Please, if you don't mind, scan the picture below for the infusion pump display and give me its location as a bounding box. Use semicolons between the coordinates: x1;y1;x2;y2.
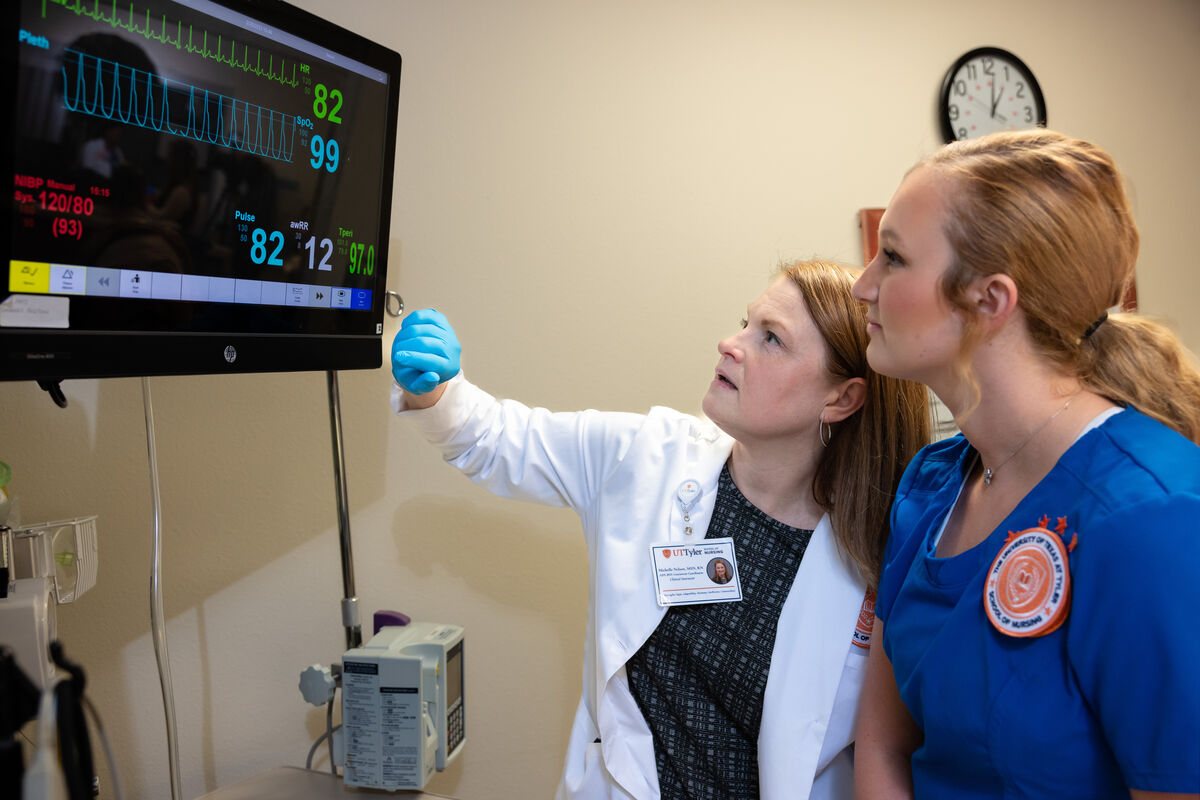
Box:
7;0;394;335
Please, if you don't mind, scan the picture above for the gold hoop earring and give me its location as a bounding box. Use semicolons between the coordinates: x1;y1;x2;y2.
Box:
819;419;832;448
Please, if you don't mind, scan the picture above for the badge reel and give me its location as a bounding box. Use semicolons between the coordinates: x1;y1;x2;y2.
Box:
648;480;743;607
677;479;701;536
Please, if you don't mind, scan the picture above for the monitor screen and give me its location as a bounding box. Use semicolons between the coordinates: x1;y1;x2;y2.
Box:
3;0;401;382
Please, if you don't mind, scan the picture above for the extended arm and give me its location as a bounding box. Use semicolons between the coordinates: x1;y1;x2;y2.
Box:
389;308;648;513
854;618;921;800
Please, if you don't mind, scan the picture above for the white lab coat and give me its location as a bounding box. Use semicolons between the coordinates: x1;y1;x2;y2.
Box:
393;375;869;800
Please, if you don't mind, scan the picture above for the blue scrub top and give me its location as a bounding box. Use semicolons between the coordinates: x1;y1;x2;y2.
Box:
878;407;1200;799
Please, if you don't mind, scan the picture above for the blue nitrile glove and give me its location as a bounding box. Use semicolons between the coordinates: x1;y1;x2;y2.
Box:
391;308;462;394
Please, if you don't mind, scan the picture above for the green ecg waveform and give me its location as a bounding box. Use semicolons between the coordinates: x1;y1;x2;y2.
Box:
42;0;301;88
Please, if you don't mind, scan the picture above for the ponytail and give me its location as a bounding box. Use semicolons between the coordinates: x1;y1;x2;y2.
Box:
1083;314;1200;443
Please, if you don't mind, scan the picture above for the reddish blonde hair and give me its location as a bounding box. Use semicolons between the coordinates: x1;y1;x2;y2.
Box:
923;130;1200;441
783;259;931;588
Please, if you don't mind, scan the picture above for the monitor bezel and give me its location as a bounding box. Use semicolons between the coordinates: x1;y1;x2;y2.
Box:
2;0;402;383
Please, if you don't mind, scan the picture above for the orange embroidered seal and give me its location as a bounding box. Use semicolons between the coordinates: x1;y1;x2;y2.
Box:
983;520;1072;638
852;589;876;649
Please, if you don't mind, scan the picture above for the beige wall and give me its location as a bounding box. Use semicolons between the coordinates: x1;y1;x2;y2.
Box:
3;0;1198;797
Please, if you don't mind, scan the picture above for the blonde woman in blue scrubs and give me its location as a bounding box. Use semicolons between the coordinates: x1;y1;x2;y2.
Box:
852;130;1200;799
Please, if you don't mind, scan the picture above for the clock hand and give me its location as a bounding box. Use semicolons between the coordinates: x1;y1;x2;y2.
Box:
970;98;995;116
962;96;1009;126
991;83;1004;118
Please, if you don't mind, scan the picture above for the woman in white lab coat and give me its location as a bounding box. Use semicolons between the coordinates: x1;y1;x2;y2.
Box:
391;260;930;799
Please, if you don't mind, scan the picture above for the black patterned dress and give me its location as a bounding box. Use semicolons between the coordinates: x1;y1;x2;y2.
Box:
626;464;812;799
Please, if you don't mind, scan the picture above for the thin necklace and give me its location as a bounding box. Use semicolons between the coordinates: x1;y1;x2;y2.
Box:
982;394;1078;487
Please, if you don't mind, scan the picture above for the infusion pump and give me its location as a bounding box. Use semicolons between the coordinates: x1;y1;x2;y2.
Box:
341;621;465;791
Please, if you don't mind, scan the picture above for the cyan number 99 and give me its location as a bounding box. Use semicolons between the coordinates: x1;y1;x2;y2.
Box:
310;135;340;172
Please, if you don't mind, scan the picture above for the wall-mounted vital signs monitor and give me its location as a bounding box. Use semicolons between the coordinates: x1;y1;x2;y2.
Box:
3;0;401;382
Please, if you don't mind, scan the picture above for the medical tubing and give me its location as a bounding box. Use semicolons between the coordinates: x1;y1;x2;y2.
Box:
326;696;336;775
83;695;123;800
142;377;183;800
306;723;343;769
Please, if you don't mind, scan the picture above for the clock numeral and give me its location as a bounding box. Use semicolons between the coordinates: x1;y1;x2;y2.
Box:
981;56;994;75
958;127;968;139
1016;81;1026;99
948;104;960;122
954;79;967;96
965;63;977;80
1025;106;1034;123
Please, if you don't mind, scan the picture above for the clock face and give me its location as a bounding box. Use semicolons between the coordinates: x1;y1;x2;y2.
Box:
940;47;1046;143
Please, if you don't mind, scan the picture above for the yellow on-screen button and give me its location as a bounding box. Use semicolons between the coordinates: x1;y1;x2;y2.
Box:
9;260;51;293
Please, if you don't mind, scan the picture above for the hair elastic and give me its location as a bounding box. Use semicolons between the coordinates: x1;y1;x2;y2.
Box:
1083;312;1108;340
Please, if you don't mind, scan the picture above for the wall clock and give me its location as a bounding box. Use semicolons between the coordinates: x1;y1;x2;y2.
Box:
939;47;1046;143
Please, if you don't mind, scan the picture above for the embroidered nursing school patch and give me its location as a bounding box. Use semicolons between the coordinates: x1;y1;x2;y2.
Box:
851;589;876;650
983;517;1073;638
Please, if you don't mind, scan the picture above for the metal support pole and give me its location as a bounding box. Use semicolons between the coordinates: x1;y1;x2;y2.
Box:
326;371;362;650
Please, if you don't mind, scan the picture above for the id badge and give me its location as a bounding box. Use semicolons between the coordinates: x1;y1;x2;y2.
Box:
650;537;742;607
